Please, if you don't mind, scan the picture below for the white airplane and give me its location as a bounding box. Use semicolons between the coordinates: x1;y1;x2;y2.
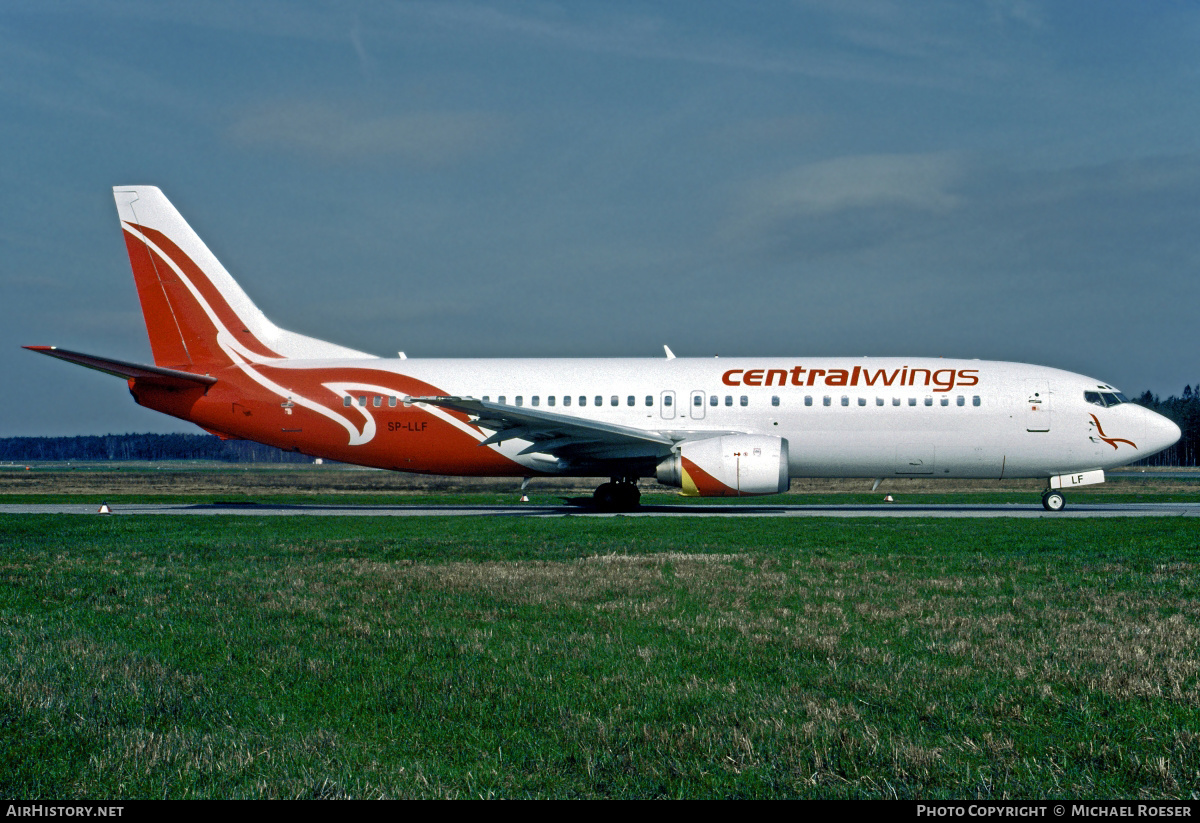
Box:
26;186;1181;511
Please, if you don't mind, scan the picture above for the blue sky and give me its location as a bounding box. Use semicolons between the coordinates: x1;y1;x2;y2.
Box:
3;1;1198;435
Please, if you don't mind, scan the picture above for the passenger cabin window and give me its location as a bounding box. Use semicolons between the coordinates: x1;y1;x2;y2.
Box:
725;396;733;407
908;398;916;407
823;396;831;407
547;396;555;406
563;396;571;406
805;396;813;407
595;396;602;407
972;396;981;407
627;396;635;407
857;397;866;407
343;396;352;407
940;397;948;407
740;396;748;407
924;397;933;406
516;396;524;406
578;396;586;406
710;395;718;406
358;396;367;407
646;396;653;406
694;395;703;407
956;396;964;407
373;396;381;407
841;396;849;407
611;396;618;406
389;396;397;407
876;397;884;406
771;396;780;407
498;396;506;404
893;398;901;406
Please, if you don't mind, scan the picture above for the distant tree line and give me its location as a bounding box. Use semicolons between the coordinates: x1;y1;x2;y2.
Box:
2;386;1197;466
0;433;314;463
1132;386;1200;467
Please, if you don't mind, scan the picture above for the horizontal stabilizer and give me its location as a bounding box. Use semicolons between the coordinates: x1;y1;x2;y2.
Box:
23;346;217;390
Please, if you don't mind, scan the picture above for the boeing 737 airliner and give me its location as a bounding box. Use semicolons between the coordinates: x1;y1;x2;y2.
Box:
25;187;1181;511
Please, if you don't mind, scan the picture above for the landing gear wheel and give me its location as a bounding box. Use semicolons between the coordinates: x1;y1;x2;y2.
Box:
593;480;641;511
617;483;641;510
594;483;619;510
1041;490;1066;512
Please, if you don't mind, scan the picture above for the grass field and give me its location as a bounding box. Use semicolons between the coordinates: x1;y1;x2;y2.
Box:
1;512;1198;798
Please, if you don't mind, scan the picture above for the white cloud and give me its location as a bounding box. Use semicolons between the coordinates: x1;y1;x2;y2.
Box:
744;152;964;218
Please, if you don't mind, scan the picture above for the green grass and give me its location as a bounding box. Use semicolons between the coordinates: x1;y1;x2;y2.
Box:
1;516;1197;798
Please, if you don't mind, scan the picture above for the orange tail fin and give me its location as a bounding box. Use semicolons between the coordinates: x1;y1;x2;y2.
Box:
113;187;373;371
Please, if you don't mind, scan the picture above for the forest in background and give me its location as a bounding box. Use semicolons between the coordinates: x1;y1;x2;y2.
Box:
1134;387;1199;466
0;433;311;464
2;386;1197;466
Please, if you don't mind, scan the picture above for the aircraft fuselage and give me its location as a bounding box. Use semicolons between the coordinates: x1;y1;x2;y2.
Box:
128;354;1174;482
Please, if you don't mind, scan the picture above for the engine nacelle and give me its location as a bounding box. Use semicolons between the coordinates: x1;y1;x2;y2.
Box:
656;435;790;497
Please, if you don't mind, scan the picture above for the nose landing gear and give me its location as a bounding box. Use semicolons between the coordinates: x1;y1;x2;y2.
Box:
1041;489;1066;512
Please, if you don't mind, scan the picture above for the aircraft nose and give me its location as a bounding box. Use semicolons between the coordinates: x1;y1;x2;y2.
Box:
1143;408;1181;455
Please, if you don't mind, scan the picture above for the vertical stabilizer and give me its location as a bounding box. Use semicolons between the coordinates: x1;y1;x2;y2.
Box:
113;186;375;370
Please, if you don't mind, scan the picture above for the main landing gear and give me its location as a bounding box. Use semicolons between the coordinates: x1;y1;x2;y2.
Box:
1041;489;1066;512
593;477;641;511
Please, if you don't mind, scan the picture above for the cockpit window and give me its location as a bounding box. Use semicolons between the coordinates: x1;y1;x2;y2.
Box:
1086;391;1129;407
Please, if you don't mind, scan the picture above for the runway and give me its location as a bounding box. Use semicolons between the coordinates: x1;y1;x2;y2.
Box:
2;502;1197;518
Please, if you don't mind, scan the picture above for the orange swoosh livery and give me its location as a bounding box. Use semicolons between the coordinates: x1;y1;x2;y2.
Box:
23;186;1181;511
1089;414;1137;451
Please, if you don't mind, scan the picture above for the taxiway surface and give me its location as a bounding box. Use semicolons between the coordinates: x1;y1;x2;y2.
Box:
1;502;1196;518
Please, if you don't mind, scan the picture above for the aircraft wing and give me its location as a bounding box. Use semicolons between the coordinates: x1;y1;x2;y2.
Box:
412;395;732;461
23;346;217;391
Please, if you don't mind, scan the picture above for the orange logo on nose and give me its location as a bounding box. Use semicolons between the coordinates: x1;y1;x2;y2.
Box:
1089;414;1137;450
